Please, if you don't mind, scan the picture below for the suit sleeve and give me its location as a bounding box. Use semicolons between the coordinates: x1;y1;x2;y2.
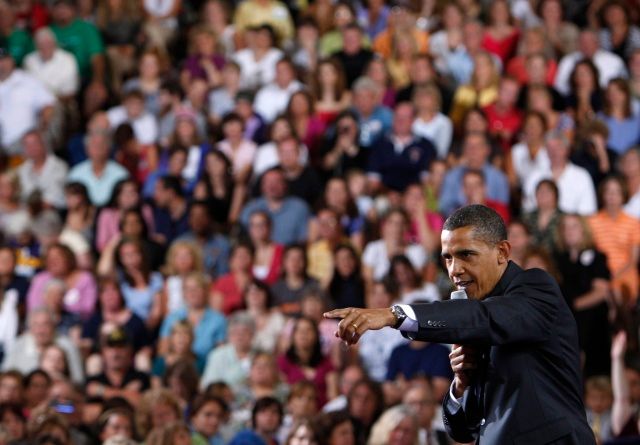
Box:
442;387;481;443
408;269;561;346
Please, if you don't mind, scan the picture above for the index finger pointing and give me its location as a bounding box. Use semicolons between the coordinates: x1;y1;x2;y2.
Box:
324;308;352;319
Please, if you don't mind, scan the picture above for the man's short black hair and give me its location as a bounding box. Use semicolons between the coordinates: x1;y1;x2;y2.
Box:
443;204;507;245
159;175;183;196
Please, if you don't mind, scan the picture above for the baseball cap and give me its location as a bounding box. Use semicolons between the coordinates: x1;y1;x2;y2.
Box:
101;327;131;348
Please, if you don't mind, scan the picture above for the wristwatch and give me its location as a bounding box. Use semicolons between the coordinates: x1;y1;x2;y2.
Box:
390;304;407;329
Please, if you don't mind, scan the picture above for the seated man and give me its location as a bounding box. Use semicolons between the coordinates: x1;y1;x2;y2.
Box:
240;167;311;245
367;102;437;194
85;327;150;407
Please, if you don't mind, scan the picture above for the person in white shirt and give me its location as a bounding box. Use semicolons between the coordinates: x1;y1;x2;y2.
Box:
253;57;302;123
233;25;284;90
106;90;158;145
621;147;640;219
522;130;597;215
509;111;550;188
554;29;627;96
411;84;453;159
0;48;55;155
24;27;79;98
17;130;68;208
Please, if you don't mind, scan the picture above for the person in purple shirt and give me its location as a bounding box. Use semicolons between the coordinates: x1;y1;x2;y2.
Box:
181;25;226;91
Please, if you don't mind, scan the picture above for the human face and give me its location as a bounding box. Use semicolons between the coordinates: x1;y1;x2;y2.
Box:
173;247;195;274
189;206;211;235
230;247;252;272
121;213;143;237
403;387;435;427
383;212;407;242
250;355;275;385
140;53;160;79
255;405;281;435
560;215;584;250
0;249;14;276
507;223;529;253
183;277;207;309
151;402;178;429
100;413;133;441
278;139;301;170
335;248;356;277
523;115;545;143
284;248;305;276
261;170;286;200
25;374;50;408
462;135;490;169
349;384;376;423
1;411;24;439
0;377;22;404
546;137;569;166
293;319;317;351
30;312;55;347
40;346;66;377
288;389;317;418
118;242;142;270
174;428;192;445
249;213;270;243
114;182;139;210
441;226;510;300
462;173;485;204
192;401;225;438
353;88;377;116
170;328;192;354
319;62;338;87
535;183;557;210
602;179;625;210
392;103;415;137
276;62;295;88
388;418;417;445
329;420;355;445
23;133;46;160
102;344;132;372
245;283;267;310
289;424;317;445
229;323;253;351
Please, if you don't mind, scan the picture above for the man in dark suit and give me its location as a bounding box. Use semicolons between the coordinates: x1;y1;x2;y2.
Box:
325;205;595;444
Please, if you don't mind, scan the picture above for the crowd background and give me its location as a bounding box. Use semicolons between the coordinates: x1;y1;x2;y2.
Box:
0;0;637;444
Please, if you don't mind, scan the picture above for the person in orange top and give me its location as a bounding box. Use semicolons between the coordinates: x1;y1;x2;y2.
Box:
588;175;640;304
371;1;428;59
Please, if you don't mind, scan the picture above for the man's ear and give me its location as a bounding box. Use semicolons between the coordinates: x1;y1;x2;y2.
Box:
496;240;511;264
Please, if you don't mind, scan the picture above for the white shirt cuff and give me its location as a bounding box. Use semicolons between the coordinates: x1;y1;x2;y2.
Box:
396;304;418;332
446;382;465;412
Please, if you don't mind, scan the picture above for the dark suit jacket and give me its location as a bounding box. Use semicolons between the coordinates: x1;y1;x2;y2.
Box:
408;262;595;445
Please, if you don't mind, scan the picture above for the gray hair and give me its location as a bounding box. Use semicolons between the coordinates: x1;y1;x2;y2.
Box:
27;306;59;328
229;312;256;332
367;405;418;445
34;27;58;46
545;129;570;148
352;76;382;95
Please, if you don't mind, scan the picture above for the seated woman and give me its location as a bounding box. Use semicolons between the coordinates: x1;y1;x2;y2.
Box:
368;405;419;445
553;214;611;378
237;279;285;353
248;211;283;285
271;244;320;316
81;276;152;373
189;393;229;445
152;321;203;387
159;272;227;364
27;243;97;321
277;316;337;407
210;243;254;316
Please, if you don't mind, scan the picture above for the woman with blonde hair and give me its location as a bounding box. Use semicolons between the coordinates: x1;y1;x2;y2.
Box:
449;51;499;127
553;213;611;377
145;420;191;445
161;240;204;314
136;388;182;439
367;405;419;445
386;30;417;90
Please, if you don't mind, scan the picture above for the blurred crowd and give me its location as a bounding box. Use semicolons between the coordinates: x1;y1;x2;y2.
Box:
0;0;637;444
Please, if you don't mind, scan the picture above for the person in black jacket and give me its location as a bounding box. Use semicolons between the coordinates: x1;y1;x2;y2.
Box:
326;204;595;444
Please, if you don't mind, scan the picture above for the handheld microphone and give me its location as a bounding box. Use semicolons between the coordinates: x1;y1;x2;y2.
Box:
451;289;468;300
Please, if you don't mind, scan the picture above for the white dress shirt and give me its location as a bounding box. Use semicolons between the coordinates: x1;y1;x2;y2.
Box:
24;48;79;97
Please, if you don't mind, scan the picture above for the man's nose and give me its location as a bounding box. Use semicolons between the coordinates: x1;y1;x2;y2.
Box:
449;258;464;276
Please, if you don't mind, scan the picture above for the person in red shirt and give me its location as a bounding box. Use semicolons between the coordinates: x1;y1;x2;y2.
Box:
461;169;511;224
482;76;523;153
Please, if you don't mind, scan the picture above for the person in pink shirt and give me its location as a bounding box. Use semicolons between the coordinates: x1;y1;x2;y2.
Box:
27;243;97;320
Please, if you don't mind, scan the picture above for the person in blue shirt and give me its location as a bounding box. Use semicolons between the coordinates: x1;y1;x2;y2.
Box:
439;132;509;216
367;102;437;193
351;76;393;148
159;272;227;363
178;201;231;280
240;167;311;245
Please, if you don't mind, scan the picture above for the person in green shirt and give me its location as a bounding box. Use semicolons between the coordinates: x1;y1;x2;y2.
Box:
49;0;107;116
0;1;34;66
